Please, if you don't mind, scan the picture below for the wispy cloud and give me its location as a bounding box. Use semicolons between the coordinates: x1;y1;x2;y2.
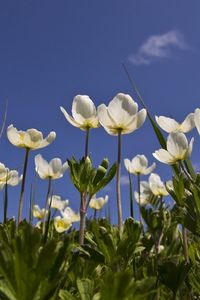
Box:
129;30;189;65
121;175;129;186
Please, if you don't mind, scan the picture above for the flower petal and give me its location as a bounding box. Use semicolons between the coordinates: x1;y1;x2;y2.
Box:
35;154;49;179
167;132;188;160
98;104;118;135
123;109;147;134
143;162;156;175
194;108;200;135
155;116;179;133
181;113;195;132
7;125;22;147
60;106;82;128
108;93;138;126
152;149;175;165
72;95;97;122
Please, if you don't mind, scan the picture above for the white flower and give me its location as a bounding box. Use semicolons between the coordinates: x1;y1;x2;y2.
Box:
61;207;80;223
54;216;72;233
148;173;169;197
7;125;56;150
32;205;46;219
152;132;194;165
134;181;152;205
60;95;99;130
35;154;68;180
194;108;200;135
89;194;109;210
124;155;156;175
155;113;195;133
49;195;69;211
0;162;22;190
97;93;147;135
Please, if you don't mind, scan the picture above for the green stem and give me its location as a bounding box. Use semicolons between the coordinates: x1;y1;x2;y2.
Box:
85;128;90;158
182;226;189;263
79;192;87;245
18;148;30;224
128;172;134;218
116;131;123;232
93;209;97;220
42;177;52;236
137;174;143;228
43;191;53;244
3;182;8;223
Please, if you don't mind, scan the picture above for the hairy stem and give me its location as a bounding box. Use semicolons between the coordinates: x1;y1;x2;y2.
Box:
117;131;123;232
137;174;143;228
79;192;87;245
42;177;52;236
85;128;90;158
4;182;8;223
18;148;30;224
128;172;134;218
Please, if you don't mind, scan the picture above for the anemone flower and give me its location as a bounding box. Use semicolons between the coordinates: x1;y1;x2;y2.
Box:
54;216;72;233
148;173;169;197
155;113;195;133
35;154;68;235
134;181;152;206
61;207;80;222
0;163;22;189
32;204;46;220
49;195;69;211
89;194;108;219
152;132;194;165
7;125;56;224
60;95;99;157
0;162;22;222
124;155;156;175
35;154;68;180
194;108;200;135
98;93;147;231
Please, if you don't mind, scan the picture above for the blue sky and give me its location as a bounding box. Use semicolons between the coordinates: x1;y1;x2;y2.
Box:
1;0;200;223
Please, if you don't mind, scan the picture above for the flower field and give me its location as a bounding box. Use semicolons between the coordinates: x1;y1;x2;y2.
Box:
1;92;200;299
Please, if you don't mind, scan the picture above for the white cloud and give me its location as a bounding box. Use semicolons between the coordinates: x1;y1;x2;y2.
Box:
129;30;189;65
120;175;129;186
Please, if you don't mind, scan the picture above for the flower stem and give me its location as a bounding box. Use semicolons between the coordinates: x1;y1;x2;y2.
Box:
117;131;123;232
85;128;90;158
137;174;143;228
18;148;30;224
42;177;52;236
182;226;189;263
128;172;134;218
3;182;8;223
79;192;87;245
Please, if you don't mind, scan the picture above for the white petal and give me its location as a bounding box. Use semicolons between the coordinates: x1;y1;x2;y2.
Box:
181;113;195;133
143;162;156;175
97;104;118;135
7;170;21;186
124;158;131;172
152;149;175;165
7;125;22;147
155;116;179;133
194;108;200;135
72;95;97;123
35;154;49;179
186;137;194;157
49;158;63;179
167;132;188;160
108;93;138;126
60;106;82;128
131;154;148;173
123;109;147;134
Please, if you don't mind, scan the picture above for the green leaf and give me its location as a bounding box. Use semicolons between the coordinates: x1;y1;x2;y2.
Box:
77;278;94;300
